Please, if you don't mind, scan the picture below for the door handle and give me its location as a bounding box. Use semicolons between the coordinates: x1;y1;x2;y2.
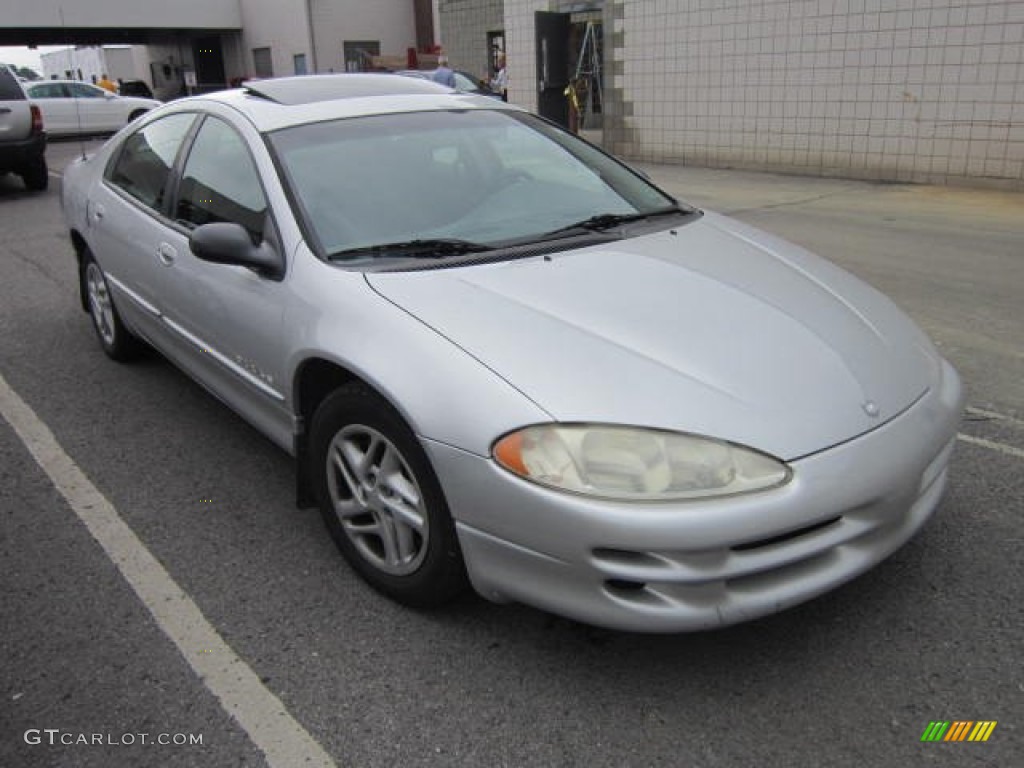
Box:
156;243;177;266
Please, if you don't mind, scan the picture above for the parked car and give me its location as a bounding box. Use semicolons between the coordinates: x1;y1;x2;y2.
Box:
25;80;160;137
117;79;155;99
61;74;964;632
0;64;48;190
396;68;500;97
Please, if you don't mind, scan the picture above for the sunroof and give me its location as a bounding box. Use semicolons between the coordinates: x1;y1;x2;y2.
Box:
243;73;452;106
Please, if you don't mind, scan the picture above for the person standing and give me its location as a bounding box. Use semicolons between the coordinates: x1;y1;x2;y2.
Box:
432;56;456;88
97;73;118;93
489;52;508;101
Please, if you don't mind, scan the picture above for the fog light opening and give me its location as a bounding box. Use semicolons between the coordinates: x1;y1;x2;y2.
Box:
605;578;647;592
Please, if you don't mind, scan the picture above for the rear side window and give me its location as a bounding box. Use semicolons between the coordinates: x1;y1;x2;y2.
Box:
175;117;267;241
0;66;26;100
106;113;195;210
27;83;67;99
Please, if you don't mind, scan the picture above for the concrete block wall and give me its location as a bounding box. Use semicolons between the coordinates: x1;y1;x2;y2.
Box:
617;0;1024;187
438;0;504;78
502;0;1024;189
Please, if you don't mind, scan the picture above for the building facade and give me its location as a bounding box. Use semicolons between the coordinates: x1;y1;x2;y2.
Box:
443;0;1024;189
239;0;425;79
8;0;437;99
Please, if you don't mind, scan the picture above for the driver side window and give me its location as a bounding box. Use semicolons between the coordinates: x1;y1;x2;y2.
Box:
68;83;106;99
175;117;268;242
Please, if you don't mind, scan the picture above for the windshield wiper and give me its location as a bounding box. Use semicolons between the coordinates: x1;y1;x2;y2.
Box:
541;206;689;238
330;238;492;261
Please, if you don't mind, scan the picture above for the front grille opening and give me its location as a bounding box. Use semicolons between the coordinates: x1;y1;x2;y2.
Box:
605;578;647;592
732;516;842;552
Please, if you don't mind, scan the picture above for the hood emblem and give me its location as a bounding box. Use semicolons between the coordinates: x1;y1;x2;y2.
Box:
862;400;880;418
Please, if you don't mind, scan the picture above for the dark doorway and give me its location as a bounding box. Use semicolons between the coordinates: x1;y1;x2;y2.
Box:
535;11;571;128
568;17;603;131
413;0;436;51
343;41;380;72
193;35;226;91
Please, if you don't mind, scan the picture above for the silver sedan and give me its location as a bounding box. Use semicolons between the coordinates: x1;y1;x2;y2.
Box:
61;74;964;632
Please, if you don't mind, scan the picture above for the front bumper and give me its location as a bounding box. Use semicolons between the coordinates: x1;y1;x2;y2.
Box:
426;358;964;632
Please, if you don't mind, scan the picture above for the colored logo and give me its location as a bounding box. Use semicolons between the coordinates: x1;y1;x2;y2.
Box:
921;721;997;742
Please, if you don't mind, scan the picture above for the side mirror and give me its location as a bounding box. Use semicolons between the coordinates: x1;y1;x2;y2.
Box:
104;91;116;100
189;222;284;280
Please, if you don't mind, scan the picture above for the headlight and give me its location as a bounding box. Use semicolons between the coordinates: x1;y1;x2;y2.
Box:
493;424;791;501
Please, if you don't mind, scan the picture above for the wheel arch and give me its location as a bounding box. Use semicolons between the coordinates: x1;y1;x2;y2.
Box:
293;356;405;508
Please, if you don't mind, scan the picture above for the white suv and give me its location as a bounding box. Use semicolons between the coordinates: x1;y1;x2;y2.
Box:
0;65;47;190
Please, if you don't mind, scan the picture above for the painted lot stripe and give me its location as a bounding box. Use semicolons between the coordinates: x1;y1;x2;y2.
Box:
0;372;337;768
965;406;1024;429
957;433;1024;461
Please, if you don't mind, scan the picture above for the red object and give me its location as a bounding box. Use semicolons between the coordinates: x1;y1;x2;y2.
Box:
407;48;419;69
30;104;44;134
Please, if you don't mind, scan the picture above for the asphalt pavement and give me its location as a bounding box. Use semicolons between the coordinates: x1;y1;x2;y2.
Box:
0;138;1021;768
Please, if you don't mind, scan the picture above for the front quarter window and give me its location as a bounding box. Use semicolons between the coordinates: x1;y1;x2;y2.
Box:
106;113;195;210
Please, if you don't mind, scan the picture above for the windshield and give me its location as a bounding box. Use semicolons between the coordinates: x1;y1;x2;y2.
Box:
269;109;681;261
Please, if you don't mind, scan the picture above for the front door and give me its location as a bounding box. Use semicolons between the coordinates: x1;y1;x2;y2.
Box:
535;11;571;128
159;114;292;446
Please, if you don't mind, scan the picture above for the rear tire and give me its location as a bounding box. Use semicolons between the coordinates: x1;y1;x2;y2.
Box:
21;158;48;191
310;383;467;608
81;250;143;361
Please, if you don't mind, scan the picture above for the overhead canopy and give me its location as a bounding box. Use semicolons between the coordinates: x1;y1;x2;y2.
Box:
0;0;241;45
0;27;239;46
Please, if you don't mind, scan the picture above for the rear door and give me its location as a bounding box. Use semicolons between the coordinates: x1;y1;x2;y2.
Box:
26;82;75;135
89;112;197;343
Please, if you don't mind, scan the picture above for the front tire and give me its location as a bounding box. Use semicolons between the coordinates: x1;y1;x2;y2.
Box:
82;251;142;361
310;383;467;608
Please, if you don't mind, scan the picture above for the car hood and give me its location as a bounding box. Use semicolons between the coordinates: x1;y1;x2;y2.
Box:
366;212;939;460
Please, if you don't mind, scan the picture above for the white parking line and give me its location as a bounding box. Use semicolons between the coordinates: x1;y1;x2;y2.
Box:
957;433;1024;461
966;405;1024;429
0;372;337;768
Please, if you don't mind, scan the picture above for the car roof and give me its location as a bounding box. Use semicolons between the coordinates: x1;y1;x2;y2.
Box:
173;73;519;133
30;79;99;86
